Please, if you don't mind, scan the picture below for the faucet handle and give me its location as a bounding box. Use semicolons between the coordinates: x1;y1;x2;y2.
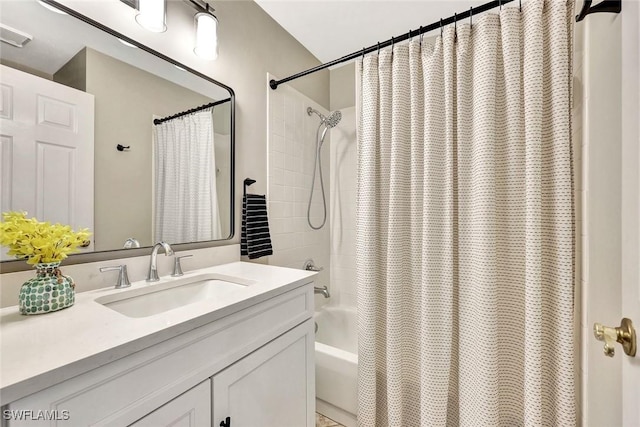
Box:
303;259;323;272
172;255;193;277
100;265;131;289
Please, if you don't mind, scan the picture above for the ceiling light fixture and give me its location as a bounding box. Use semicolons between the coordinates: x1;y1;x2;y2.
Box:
194;5;218;61
117;38;138;48
135;0;167;33
37;0;68;15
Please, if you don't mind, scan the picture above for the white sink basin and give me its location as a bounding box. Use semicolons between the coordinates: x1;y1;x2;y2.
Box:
96;273;255;318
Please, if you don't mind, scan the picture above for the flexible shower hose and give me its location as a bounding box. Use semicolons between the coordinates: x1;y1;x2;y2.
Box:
307;124;328;230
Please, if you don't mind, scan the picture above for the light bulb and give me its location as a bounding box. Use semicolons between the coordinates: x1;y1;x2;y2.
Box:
194;12;218;61
135;0;166;33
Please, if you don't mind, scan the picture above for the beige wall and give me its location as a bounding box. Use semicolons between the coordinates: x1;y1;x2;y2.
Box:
330;63;355;111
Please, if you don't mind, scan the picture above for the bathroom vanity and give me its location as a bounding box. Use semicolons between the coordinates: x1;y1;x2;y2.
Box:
0;262;316;426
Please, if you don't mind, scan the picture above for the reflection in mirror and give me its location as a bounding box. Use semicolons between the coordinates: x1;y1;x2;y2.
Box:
0;0;234;264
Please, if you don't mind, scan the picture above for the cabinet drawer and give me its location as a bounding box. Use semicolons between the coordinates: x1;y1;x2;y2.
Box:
6;285;313;426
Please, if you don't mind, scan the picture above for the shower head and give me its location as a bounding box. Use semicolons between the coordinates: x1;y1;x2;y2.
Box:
324;110;342;128
307;107;342;128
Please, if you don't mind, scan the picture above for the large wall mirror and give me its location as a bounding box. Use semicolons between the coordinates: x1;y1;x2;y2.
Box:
0;0;235;269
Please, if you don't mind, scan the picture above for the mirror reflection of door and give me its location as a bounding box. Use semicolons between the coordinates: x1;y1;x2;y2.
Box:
0;64;94;259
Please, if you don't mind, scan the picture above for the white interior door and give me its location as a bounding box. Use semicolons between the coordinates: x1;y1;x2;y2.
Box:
0;64;94;254
621;1;640;424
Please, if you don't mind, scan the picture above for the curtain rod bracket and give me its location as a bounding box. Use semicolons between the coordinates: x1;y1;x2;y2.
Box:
576;0;621;22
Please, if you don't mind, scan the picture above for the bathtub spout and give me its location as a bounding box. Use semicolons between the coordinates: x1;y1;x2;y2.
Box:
314;285;330;298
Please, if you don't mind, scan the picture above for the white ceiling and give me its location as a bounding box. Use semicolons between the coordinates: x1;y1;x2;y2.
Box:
254;0;492;64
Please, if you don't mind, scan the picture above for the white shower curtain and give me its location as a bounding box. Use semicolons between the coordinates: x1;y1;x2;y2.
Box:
154;109;222;243
356;1;575;426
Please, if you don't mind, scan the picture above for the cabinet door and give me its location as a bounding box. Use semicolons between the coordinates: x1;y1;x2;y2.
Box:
212;319;315;427
130;380;211;427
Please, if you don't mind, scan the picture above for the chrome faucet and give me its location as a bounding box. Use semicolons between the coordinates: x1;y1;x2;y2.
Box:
314;285;330;298
147;241;174;282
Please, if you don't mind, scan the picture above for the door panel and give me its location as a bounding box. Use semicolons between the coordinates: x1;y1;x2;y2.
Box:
621;1;640;425
212;320;315;427
129;380;211;427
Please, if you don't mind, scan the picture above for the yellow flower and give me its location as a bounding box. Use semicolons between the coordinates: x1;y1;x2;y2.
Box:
0;211;92;265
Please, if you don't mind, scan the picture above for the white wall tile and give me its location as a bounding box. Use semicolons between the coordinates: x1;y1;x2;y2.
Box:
267;80;331;307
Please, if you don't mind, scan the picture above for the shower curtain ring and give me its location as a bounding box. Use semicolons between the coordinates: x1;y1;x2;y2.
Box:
377;42;380;55
499;0;502;10
454;13;457;41
391;36;395;50
419;25;424;44
440;19;443;37
519;0;522;11
470;6;473;28
362;47;365;59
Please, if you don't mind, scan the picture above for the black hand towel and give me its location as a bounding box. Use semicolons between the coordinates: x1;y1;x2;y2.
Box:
241;194;273;259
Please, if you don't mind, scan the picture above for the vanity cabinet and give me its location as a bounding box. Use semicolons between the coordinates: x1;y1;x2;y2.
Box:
3;284;315;427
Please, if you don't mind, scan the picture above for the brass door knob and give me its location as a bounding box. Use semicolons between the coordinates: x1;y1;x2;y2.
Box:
593;318;636;357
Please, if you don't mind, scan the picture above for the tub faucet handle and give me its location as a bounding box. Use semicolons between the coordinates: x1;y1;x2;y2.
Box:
303;259;323;272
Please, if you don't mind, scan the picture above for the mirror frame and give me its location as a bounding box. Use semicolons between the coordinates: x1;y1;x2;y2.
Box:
0;0;235;273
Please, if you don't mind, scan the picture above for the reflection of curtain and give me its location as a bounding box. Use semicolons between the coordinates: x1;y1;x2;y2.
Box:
356;0;575;426
154;109;221;244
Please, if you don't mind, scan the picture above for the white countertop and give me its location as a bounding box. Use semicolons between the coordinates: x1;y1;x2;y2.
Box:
0;262;316;405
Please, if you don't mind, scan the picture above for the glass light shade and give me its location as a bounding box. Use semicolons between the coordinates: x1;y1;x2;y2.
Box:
37;1;67;15
135;0;166;33
194;13;218;61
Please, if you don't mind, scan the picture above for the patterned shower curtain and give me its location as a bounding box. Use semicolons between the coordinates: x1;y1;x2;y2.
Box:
154;109;222;243
356;0;575;425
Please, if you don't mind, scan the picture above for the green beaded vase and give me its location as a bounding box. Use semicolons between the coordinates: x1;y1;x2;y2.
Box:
18;262;75;315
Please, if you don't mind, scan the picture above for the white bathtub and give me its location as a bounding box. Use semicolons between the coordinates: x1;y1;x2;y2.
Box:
315;306;358;427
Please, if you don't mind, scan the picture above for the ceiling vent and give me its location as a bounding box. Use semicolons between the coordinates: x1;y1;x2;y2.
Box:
0;24;33;48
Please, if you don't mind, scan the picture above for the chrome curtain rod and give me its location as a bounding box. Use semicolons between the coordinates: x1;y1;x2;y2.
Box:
269;0;621;90
153;97;231;125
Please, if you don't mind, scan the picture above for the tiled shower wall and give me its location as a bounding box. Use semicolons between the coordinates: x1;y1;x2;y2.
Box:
266;76;331;299
329;106;357;307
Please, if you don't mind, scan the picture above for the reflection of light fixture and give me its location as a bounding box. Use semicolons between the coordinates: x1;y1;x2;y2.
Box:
0;24;32;48
135;0;166;33
37;0;68;15
194;7;218;61
118;38;138;48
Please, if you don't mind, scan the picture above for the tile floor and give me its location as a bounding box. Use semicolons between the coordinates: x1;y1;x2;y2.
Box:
315;412;345;427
